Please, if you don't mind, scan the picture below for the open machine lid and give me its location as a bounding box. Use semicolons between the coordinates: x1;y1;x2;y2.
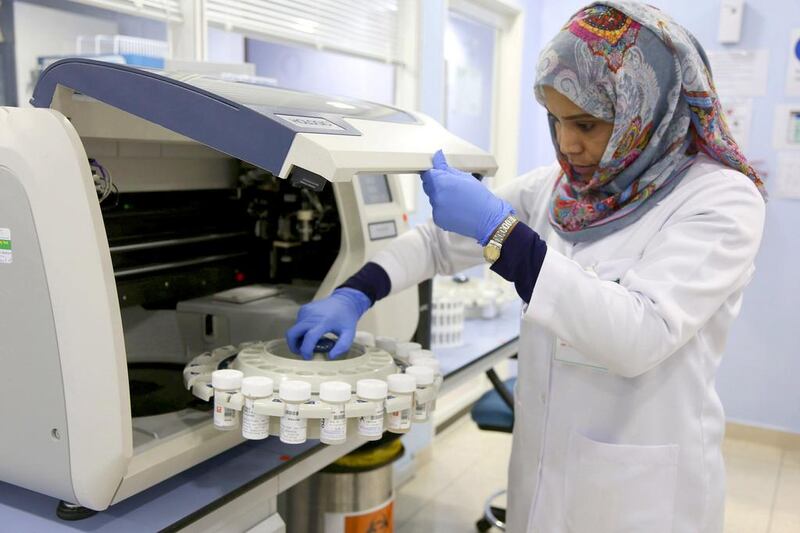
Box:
31;59;497;189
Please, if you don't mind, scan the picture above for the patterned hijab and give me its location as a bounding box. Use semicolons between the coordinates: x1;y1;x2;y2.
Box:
534;1;766;242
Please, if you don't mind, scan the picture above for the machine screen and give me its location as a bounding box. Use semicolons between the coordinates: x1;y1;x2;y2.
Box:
359;174;393;205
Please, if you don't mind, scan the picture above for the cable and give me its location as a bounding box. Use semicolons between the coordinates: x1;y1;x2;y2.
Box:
88;158;117;205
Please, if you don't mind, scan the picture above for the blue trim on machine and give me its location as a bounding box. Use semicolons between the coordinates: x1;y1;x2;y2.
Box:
31;58;296;175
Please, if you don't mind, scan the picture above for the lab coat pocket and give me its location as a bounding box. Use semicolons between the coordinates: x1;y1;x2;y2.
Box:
564;431;678;533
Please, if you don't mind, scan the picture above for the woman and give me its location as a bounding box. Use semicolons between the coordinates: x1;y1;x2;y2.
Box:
287;2;767;531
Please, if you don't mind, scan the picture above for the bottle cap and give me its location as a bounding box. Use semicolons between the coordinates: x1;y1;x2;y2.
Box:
279;380;312;402
405;366;435;386
314;337;336;354
356;379;388;400
408;349;435;366
241;376;273;397
395;342;422;361
375;336;398;355
354;331;376;347
212;369;244;390
320;381;352;403
416;358;441;375
387;373;416;394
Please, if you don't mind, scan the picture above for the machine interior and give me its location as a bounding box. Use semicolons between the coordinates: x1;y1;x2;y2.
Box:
83;132;343;448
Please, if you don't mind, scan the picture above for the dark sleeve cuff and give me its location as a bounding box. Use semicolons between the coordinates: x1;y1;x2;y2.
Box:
489;222;547;304
338;262;392;306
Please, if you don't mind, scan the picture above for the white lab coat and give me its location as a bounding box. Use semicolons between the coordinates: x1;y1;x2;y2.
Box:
372;154;765;533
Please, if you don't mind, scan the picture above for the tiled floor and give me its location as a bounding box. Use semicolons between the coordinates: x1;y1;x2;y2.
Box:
395;416;800;532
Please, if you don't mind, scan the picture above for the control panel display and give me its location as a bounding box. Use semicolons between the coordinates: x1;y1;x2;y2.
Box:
359;174;393;205
368;221;397;241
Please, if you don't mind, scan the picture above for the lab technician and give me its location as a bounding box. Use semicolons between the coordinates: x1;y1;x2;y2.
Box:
287;2;767;531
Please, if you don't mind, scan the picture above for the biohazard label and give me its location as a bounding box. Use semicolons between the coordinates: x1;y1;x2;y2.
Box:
0;229;11;264
324;498;394;533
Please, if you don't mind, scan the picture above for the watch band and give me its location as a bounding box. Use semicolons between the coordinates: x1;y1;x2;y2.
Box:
483;215;519;263
489;214;519;245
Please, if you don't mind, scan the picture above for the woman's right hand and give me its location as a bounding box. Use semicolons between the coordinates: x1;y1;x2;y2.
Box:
285;288;371;360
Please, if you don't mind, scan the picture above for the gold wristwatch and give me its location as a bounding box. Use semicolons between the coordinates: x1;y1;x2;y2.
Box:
483;214;519;263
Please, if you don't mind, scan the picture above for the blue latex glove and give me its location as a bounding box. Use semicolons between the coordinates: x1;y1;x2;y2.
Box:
285;287;371;360
421;150;513;245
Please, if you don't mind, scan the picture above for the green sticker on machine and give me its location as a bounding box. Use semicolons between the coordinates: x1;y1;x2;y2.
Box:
0;228;11;264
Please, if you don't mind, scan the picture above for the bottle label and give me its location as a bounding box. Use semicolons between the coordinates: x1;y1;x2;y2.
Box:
214;392;238;428
281;403;307;444
388;407;411;431
242;397;269;439
320;404;347;441
413;399;429;421
359;402;385;437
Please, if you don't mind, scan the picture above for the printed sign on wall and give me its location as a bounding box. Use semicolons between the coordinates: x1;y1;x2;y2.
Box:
786;29;800;96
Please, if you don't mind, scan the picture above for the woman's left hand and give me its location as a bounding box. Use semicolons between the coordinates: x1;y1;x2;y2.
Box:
421;150;513;244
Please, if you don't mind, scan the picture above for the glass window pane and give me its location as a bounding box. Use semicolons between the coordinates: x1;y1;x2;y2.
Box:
445;12;497;151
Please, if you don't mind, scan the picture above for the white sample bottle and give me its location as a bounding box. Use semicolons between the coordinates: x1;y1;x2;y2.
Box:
415;359;442;410
405;366;435;422
408;349;436;366
319;381;351;445
354;331;376;348
386;373;416;434
280;380;312;444
241;376;274;440
356;379;388;441
415;357;442;377
375;336;398;356
212;369;244;431
395;342;423;363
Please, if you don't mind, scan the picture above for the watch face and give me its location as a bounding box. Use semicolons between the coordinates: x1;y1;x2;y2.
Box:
484;244;501;262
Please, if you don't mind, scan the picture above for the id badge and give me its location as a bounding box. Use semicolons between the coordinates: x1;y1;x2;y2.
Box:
553;338;608;373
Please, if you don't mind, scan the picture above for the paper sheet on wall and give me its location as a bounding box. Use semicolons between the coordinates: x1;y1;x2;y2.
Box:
720;97;753;152
775;152;800;199
786;29;800;96
772;104;800;150
707;50;769;98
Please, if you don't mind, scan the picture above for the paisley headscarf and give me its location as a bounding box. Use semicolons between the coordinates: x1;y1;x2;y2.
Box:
534;1;766;242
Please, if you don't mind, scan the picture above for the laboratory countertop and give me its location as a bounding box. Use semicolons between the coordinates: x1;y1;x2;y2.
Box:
435;300;521;379
0;301;521;531
0;438;317;532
